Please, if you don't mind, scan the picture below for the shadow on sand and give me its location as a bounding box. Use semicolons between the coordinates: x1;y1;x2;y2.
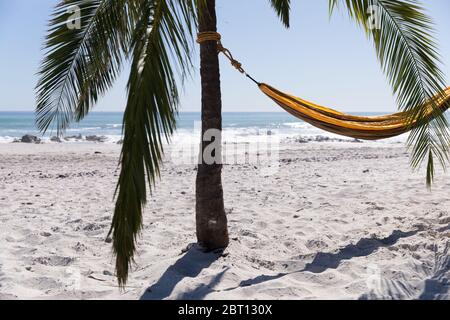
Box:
358;241;450;300
302;229;418;273
140;244;226;300
418;242;450;300
140;228;450;299
221;229;419;291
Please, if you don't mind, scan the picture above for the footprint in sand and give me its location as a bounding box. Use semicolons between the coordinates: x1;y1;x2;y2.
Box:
32;256;75;267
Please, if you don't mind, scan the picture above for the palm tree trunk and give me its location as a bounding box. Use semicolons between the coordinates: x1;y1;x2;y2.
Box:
195;0;229;250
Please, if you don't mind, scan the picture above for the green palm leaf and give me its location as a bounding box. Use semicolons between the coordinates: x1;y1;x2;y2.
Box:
36;0;131;135
269;0;291;27
108;0;197;286
330;0;450;185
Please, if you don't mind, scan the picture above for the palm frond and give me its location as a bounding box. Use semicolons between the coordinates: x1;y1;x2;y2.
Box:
36;0;131;135
330;0;450;186
269;0;291;28
108;0;197;287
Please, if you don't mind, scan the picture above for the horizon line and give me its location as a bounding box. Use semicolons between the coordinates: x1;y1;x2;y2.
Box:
0;110;396;114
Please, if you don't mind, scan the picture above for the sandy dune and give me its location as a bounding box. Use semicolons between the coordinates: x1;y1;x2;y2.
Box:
0;141;449;300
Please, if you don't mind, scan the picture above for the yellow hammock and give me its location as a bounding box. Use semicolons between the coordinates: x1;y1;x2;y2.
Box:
197;32;450;141
259;83;450;140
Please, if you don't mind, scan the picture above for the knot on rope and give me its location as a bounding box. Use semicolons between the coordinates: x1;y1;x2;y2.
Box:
197;31;245;74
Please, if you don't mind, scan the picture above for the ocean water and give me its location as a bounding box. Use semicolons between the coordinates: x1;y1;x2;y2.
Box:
0;111;403;144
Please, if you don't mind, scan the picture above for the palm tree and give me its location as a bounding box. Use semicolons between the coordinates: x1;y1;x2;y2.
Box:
195;0;228;251
36;0;449;286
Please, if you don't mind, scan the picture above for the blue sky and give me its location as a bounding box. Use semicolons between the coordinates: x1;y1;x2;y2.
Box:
0;0;449;113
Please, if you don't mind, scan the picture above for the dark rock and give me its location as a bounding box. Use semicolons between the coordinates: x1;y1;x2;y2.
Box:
296;137;309;144
86;135;107;142
21;135;41;144
64;134;82;141
116;139;123;145
50;136;62;143
315;135;330;142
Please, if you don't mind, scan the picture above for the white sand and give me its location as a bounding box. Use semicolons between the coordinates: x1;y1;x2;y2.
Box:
0;141;449;300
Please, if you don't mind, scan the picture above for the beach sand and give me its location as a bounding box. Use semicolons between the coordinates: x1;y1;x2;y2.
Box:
0;141;449;300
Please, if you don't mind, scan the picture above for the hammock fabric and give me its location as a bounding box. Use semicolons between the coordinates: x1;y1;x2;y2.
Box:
259;84;450;140
197;32;450;141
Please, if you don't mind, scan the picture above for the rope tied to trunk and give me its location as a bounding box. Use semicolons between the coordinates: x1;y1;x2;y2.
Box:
197;31;259;85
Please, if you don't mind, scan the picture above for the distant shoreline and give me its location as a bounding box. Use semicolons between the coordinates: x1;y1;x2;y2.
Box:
0;112;406;145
